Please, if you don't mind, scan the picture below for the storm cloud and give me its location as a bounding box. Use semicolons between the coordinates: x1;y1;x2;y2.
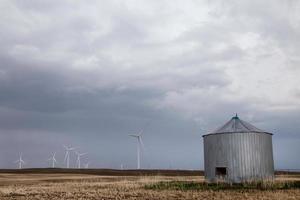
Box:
0;0;299;169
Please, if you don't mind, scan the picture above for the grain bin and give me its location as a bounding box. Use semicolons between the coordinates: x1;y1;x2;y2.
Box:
202;114;274;183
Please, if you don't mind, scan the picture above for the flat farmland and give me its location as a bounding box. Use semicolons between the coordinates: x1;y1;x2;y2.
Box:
0;169;299;200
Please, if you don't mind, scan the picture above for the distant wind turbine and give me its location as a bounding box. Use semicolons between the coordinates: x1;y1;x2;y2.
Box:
47;152;57;168
129;131;144;169
63;145;75;168
75;151;87;169
14;153;25;169
84;162;90;169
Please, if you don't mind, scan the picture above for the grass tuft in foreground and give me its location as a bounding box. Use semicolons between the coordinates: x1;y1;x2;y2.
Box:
145;181;300;191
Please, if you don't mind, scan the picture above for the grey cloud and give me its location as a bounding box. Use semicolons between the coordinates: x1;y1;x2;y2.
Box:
0;0;299;169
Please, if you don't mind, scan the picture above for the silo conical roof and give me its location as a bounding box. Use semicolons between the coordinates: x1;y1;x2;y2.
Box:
203;114;272;136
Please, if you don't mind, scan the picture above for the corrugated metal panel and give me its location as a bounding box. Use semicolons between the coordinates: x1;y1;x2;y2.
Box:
203;132;274;183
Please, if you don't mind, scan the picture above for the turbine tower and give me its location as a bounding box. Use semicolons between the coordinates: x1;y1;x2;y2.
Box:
14;153;25;169
129;131;144;169
75;151;87;169
63;145;75;168
47;152;57;168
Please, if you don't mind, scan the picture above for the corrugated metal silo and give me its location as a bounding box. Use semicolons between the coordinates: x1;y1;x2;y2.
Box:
202;114;274;183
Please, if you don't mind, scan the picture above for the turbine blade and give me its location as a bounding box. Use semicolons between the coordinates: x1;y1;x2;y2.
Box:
69;147;76;151
64;152;68;162
139;137;145;150
129;134;138;138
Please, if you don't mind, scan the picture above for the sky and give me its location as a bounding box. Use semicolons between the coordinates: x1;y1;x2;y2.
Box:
0;0;299;169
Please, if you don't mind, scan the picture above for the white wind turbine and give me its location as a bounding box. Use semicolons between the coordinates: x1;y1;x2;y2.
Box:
84;162;90;169
75;151;87;169
14;153;25;169
47;152;57;168
63;145;75;168
129;131;144;169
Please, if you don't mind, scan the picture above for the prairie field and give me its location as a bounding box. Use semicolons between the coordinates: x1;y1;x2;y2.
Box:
0;170;299;200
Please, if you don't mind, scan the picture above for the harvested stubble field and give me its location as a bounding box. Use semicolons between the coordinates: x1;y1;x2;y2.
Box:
0;169;299;200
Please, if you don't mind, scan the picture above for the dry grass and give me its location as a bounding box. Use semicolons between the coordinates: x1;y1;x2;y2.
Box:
145;180;300;191
0;173;299;199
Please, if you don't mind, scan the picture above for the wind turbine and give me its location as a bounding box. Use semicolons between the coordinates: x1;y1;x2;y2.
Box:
14;153;25;169
47;152;57;168
75;151;87;169
63;145;75;168
129;131;144;169
84;162;90;169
